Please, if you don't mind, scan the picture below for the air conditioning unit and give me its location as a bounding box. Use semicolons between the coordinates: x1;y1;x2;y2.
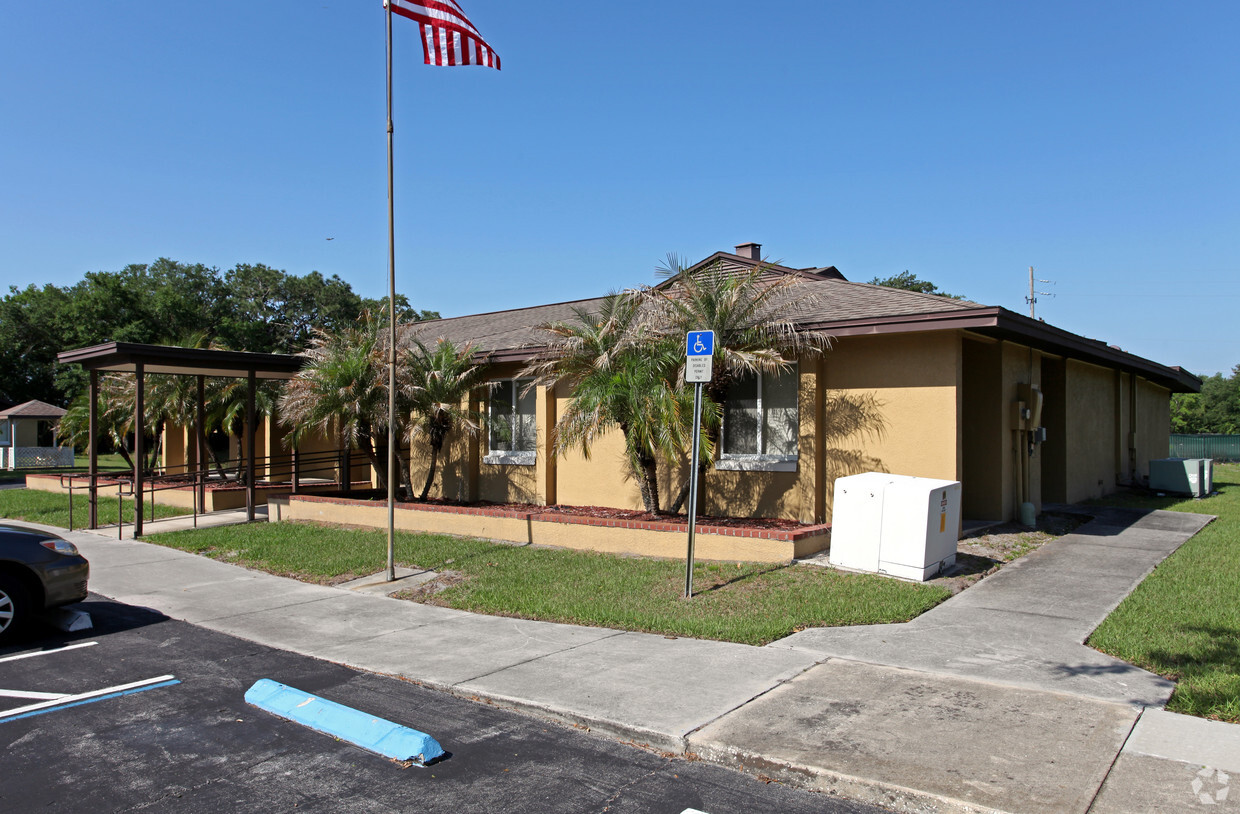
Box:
830;473;962;581
1149;458;1206;497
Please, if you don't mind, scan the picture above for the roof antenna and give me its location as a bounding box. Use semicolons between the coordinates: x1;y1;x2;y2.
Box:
1026;266;1055;319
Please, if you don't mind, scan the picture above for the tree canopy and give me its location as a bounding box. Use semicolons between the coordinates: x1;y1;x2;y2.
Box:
868;270;963;300
1172;365;1240;434
0;259;439;408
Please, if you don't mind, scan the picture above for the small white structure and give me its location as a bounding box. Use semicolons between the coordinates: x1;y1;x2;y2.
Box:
830;472;962;581
0;400;74;470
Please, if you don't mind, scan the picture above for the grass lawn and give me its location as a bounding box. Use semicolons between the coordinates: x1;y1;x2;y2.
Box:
1088;462;1240;722
0;486;189;529
141;521;950;646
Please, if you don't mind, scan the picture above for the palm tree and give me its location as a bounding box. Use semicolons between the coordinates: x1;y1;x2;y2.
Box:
523;292;702;514
60;377;137;471
403;337;489;500
279;315;397;493
60;370;186;474
645;255;833;512
207;375;282;482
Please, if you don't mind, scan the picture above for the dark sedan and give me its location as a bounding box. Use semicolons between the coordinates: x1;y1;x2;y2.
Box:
0;524;90;643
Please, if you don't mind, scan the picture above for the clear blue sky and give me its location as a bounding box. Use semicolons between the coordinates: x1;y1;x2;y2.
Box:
3;2;1236;377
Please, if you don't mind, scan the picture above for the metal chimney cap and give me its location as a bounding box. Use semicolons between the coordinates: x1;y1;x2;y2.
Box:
735;242;762;260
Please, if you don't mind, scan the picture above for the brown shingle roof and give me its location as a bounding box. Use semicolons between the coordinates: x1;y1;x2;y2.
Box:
409;296;610;361
0;399;67;419
410;257;983;360
405;250;1199;393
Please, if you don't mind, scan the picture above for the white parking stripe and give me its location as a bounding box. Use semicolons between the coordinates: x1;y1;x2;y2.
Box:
0;674;175;719
0;641;98;664
0;689;68;700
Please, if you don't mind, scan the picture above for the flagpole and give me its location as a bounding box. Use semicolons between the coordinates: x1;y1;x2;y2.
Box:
385;0;397;582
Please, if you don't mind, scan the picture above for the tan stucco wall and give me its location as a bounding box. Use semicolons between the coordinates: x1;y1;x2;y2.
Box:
420;416;478;502
556;424;646;510
160;417;351;485
961;338;1004;520
260;337;972;524
166;329;1174;527
161;425;190;474
294;420;348;483
960;339;1063;522
1063;359;1118;503
1117;371;1132;482
820;333;961;520
478;459;539;503
1001;342;1045;518
1136;378;1172;482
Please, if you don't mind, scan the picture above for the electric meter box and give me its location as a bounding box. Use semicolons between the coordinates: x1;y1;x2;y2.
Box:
830;473;961;582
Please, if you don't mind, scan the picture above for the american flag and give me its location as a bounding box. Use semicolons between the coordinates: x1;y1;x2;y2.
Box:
386;0;501;70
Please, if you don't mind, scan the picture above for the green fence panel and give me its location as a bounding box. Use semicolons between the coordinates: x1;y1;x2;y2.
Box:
1170;434;1240;461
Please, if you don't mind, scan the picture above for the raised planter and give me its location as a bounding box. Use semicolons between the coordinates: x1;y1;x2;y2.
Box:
279;492;831;564
25;473;359;512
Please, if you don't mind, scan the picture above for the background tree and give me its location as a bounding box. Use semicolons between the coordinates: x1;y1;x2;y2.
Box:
363;293;440;325
1171;365;1240;434
0;283;73;406
0;259;439;409
220;264;371;354
60;379;137;471
868;270;964;300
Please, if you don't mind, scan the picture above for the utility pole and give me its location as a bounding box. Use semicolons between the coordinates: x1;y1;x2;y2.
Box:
1026;266;1055;319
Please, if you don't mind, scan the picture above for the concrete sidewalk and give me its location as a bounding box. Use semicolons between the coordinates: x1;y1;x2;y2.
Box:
773;507;1214;706
30;506;1240;814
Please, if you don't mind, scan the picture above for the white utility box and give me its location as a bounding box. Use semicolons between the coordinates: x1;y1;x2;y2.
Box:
828;472;898;574
830;473;962;581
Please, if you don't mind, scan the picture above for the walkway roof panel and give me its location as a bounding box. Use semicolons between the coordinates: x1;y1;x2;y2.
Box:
57;342;304;380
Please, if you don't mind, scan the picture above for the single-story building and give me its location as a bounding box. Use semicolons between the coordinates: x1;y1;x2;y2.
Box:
395;243;1200;525
134;242;1198;534
0;399;72;470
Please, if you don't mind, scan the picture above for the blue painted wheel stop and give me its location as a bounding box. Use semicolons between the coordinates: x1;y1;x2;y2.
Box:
245;678;445;765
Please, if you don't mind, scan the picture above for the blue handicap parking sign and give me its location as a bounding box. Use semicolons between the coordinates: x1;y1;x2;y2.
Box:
686;330;714;357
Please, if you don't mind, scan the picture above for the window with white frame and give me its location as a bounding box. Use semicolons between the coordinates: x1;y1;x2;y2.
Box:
717;366;798;471
485;378;537;465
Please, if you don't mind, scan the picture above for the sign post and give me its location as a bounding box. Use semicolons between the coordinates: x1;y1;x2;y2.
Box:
684;330;714;599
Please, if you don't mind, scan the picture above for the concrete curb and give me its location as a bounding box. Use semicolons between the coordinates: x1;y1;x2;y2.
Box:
686;738;1011;814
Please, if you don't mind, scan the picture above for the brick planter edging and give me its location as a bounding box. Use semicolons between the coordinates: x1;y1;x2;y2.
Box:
287;492;829;542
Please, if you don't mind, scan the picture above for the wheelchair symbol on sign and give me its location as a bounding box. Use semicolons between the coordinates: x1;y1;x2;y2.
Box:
686;330;714;358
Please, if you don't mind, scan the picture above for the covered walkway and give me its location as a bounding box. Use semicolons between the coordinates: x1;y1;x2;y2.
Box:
55;342;304;534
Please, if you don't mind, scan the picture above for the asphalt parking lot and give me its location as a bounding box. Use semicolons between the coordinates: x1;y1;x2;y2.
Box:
0;596;882;814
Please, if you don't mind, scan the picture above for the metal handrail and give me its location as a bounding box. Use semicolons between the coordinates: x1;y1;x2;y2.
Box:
57;446;375;533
